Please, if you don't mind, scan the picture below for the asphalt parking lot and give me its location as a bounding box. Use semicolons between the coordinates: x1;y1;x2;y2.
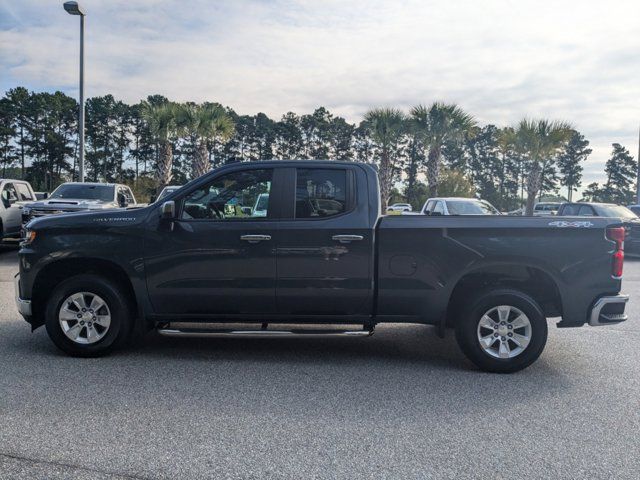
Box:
1;248;639;479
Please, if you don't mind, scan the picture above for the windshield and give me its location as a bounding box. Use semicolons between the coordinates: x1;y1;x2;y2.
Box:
446;200;499;215
595;204;637;219
49;184;114;202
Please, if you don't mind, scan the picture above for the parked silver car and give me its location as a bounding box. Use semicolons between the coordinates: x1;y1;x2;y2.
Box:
22;182;138;223
1;179;37;243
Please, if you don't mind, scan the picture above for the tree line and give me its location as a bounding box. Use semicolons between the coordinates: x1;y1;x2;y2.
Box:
0;86;636;212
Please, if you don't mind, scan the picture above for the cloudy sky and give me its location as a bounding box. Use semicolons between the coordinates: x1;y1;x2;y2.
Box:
1;0;639;187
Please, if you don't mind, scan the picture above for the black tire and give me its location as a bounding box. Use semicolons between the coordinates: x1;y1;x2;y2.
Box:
454;289;548;373
45;274;133;357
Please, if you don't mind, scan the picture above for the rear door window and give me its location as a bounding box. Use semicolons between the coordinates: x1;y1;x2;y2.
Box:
15;183;34;201
560;204;579;215
1;183;18;207
578;205;596;216
295;169;347;219
424;200;435;213
126;187;135;204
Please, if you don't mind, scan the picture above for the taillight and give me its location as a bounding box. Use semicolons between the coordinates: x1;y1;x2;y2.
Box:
606;226;625;279
612;250;624;278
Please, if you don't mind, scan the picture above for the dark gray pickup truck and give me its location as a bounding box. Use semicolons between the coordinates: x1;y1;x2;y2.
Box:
15;161;629;372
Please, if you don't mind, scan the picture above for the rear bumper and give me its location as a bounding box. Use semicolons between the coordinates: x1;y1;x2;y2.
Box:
588;294;628;326
14;273;32;318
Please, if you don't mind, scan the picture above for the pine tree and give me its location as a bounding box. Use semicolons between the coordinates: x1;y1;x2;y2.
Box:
604;143;637;204
5;87;31;178
274;112;303;160
0;97;17;177
557;131;591;201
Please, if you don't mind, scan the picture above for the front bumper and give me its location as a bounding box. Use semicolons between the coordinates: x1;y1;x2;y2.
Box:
14;273;32;317
588;294;628;326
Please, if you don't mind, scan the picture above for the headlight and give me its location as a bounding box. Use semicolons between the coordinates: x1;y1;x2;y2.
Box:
21;229;37;246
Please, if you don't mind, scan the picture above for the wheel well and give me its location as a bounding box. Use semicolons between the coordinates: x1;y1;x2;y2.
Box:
32;258;138;325
446;265;562;326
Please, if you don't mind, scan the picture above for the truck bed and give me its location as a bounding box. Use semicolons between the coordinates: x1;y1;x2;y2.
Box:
376;215;622;328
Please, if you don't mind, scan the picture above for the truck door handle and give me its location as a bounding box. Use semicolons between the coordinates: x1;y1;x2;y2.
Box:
332;234;364;244
240;234;272;244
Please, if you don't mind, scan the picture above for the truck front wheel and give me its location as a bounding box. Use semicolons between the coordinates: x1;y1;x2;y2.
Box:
44;274;133;357
454;289;548;373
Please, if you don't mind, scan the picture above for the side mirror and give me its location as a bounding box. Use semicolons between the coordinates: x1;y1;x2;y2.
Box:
43;192;49;199
161;200;176;219
431;211;443;216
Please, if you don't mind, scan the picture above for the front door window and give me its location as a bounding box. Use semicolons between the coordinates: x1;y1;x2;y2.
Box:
182;169;272;220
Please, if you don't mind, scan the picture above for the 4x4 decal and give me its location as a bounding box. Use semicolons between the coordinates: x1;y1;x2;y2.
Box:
548;220;594;228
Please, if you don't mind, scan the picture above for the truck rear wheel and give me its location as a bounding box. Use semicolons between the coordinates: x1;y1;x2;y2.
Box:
454;289;548;373
44;274;133;357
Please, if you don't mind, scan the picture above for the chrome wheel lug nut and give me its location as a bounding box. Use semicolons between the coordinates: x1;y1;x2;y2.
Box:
508;333;513;337
501;336;506;341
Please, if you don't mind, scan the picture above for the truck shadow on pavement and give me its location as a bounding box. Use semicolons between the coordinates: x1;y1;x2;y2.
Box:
3;320;572;421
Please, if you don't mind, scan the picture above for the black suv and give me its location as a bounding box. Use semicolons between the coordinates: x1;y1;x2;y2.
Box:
557;202;640;254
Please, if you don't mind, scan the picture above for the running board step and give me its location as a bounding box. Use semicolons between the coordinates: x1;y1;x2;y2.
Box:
157;327;374;338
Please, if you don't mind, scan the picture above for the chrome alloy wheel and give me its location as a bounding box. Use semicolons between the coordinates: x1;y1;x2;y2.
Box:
476;305;532;359
58;292;111;345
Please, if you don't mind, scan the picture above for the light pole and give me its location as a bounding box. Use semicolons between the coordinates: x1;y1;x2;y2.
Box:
63;1;86;182
637;125;640;204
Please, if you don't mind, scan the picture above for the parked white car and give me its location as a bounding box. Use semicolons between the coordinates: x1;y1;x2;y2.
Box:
533;202;561;216
387;203;413;213
155;185;183;202
253;193;269;217
1;179;37;243
21;182;139;224
508;203;562;216
421;197;500;216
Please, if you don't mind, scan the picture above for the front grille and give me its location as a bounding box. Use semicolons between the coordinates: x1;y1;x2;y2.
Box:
31;209;69;217
25;209;77;221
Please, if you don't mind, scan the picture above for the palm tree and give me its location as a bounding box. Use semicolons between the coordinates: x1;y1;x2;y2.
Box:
496;127;517;203
363;107;406;210
176;103;235;178
515;119;573;215
410;102;476;197
141;102;178;192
